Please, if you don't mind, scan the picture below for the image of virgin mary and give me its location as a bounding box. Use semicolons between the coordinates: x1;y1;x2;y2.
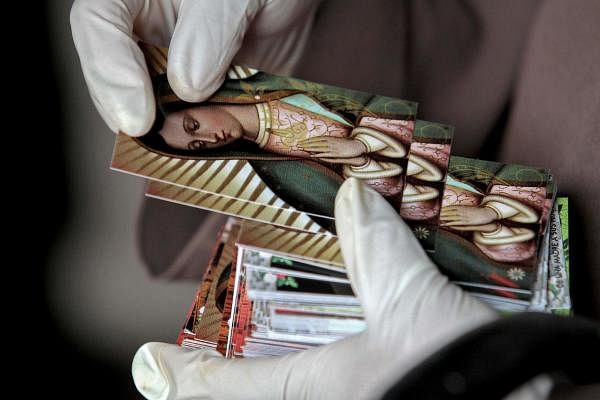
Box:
136;67;418;222
430;160;554;292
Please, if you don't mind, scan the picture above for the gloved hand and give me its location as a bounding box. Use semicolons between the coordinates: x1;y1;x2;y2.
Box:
70;0;320;136
131;178;500;400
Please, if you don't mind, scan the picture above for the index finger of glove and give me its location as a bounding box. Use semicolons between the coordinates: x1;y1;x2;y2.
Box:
333;179;434;317
334;179;497;340
166;0;262;102
70;0;155;136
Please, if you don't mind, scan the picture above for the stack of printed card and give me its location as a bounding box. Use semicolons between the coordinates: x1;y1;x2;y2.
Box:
110;44;571;358
176;198;569;359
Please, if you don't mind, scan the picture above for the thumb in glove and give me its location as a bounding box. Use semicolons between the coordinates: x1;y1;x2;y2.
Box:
132;178;497;399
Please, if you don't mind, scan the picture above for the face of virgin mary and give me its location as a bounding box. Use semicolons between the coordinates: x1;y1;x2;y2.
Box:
159;105;244;150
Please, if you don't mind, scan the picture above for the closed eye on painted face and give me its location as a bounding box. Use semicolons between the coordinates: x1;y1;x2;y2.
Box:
159;105;244;150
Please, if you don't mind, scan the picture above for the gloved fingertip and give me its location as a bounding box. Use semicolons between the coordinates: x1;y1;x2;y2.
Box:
335;177;366;210
334;177;422;271
114;105;156;137
335;177;394;224
335;177;359;205
167;66;225;103
132;343;172;400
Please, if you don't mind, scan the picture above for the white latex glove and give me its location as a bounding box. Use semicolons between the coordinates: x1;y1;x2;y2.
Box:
131;178;500;400
70;0;320;136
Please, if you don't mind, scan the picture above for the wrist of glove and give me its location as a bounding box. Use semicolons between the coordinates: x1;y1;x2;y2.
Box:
132;178;498;400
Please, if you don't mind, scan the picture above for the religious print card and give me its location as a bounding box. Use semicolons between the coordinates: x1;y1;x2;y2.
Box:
145;181;330;234
431;157;556;300
232;154;556;303
547;197;571;315
399;120;453;249
231;151;556;302
234;221;344;270
112;44;435;235
468;199;570;314
140;118;453;244
177;219;240;351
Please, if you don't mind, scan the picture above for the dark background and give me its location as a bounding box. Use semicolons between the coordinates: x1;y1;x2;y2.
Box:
18;2;196;398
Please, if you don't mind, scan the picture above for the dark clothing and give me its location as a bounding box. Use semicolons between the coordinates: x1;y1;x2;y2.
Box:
381;313;600;399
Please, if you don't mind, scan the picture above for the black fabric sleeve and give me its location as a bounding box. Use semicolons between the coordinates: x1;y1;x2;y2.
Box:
381;313;600;400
